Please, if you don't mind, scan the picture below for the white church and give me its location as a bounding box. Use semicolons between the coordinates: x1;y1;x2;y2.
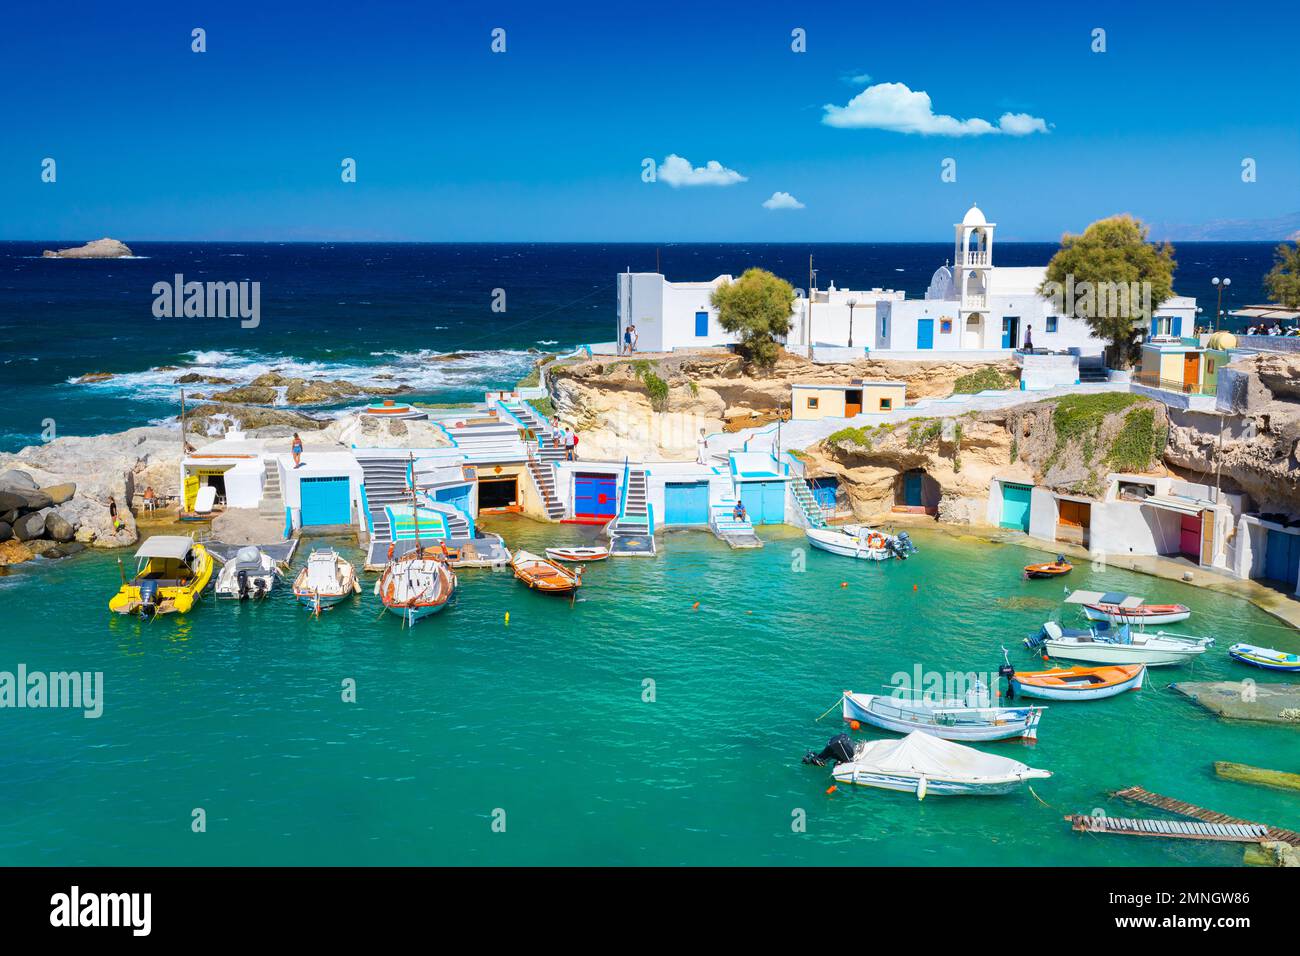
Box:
614;203;1197;362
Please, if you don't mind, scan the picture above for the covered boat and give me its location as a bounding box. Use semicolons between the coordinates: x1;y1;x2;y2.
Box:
292;548;361;613
109;535;214;616
214;545;280;600
805;526;915;561
510;549;582;594
1066;589;1190;625
1228;643;1300;673
841;689;1043;741
377;549;457;626
808;731;1050;799
1008;663;1145;701
544;545;610;563
1030;621;1212;666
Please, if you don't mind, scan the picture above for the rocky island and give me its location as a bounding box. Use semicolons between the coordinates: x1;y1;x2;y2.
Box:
42;237;134;258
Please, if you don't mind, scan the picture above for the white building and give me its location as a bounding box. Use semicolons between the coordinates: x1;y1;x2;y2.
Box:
614;203;1197;363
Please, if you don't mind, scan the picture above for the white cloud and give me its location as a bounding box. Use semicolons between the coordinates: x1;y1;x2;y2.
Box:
657;154;748;187
842;71;872;85
822;82;1050;137
762;191;805;210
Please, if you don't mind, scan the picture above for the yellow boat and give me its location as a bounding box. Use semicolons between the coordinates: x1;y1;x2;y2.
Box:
109;535;214;616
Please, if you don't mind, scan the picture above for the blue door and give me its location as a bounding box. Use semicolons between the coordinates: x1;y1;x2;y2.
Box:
904;472;923;507
916;319;934;350
1000;482;1031;531
695;311;709;337
1001;317;1020;349
1265;529;1300;586
300;476;352;526
574;473;617;519
664;481;710;525
1172;315;1182;337
740;481;786;525
811;477;838;510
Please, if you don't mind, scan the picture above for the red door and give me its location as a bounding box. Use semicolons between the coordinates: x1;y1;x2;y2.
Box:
1179;514;1201;560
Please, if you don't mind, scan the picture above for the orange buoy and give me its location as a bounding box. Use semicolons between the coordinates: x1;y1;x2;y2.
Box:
825;785;837;795
1041;654;1050;662
691;601;700;610
849;720;860;730
841;582;848;588
913;584;918;591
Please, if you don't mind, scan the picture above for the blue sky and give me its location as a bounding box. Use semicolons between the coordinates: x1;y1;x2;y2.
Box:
1;1;1297;241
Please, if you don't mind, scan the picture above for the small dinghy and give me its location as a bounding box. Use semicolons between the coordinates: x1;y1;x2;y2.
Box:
804;731;1050;799
1066;590;1190;625
214;545;280;600
1029;620;1212;666
1007;662;1145;701
1024;555;1072;579
292;548;361;613
510;549;582;594
805;526;914;561
377;548;457;626
1228;643;1300;673
544;545;610;563
841;687;1043;741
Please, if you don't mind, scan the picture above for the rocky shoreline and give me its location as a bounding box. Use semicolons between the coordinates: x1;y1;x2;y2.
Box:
0;470;96;564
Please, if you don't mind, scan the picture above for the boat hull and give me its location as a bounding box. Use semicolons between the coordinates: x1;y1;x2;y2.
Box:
831;768;1035;796
842;693;1041;742
1011;665;1145;701
294;590;351;611
1042;640;1206;667
1228;643;1300;672
806;530;888;561
1082;604;1190;625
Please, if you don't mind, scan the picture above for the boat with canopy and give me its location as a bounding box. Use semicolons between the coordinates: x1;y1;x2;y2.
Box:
1066;590;1190;625
109;535;214;616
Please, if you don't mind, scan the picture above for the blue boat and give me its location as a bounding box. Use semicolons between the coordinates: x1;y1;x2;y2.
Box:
1228;643;1300;673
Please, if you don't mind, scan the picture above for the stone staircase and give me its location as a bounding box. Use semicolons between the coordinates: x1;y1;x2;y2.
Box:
1078;365;1109;384
526;452;566;520
440;420;527;462
791;477;829;529
258;459;285;520
355;455;411;544
608;464;656;555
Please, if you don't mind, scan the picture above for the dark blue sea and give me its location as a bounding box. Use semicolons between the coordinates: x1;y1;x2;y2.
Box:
0;241;1279;451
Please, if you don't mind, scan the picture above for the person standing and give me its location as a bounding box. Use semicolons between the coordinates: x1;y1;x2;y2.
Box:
1022;325;1033;353
696;428;709;465
292;433;304;469
622;325;633;355
108;495;123;531
630;324;639;353
565;426;576;462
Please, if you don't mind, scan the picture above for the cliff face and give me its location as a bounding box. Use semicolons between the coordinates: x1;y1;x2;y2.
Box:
1165;353;1300;513
546;349;1019;460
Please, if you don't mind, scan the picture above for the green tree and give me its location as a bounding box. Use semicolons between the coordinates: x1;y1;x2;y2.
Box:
1265;241;1300;310
710;268;795;368
1039;215;1176;368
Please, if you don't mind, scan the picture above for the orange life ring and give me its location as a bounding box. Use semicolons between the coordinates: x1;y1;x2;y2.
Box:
866;533;884;549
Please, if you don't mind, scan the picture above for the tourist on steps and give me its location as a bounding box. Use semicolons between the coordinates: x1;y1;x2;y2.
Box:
292;433;304;469
733;500;747;522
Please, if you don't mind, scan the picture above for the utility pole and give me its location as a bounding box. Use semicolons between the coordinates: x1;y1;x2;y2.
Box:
1212;276;1231;332
807;254;816;359
847;298;857;349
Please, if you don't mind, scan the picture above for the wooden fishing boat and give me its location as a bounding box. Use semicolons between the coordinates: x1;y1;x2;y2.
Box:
809;731;1051;799
510;549;582;594
1031;621;1212;666
109;535;214;616
1024;556;1072;579
841;690;1044;742
544;545;610;563
1008;663;1145;701
1228;643;1300;673
1066;589;1190;625
377;548;457;626
292;548;361;613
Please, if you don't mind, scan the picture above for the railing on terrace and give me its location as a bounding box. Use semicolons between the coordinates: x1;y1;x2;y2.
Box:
1132;370;1218;397
963;294;987;309
961;251;989;267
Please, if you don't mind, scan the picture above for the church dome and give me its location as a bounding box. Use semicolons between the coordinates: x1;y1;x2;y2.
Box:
962;203;986;227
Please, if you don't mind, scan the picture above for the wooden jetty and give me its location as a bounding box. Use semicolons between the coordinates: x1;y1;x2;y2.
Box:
1074;785;1300;847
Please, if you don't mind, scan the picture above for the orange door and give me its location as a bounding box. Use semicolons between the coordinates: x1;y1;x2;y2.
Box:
1183;352;1199;390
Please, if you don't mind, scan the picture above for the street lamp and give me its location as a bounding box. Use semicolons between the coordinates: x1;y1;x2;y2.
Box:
846;298;857;348
1211;276;1231;332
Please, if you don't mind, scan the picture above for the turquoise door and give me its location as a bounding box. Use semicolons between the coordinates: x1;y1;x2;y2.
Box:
1265;529;1300;585
1002;317;1020;349
664;482;710;525
740;481;786;525
1000;482;1031;531
916;319;934;349
300;476;352;526
904;472;923;507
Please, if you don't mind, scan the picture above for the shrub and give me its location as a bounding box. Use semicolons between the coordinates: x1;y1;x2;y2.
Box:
952;367;1015;394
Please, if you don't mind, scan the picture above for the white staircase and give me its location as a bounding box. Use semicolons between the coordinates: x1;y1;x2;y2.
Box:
526;451;566;521
258;459;285;520
791;478;829;529
709;496;762;549
441;421;526;462
608;464;656;555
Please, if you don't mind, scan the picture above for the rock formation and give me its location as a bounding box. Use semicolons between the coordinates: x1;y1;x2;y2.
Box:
42;238;133;258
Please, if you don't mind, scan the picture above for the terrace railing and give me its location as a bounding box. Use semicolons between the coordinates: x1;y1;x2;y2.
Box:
1132;370;1218;397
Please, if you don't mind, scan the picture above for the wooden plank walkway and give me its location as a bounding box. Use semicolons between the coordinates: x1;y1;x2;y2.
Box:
1113;785;1300;847
1066;814;1269;843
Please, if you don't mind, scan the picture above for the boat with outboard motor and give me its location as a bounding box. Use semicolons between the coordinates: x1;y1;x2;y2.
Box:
804;731;1050;799
840;685;1044;741
109;535;214;616
1065;589;1190;625
292;548;362;613
1024;555;1072;579
214;545;280;600
805;525;916;561
1028;620;1213;666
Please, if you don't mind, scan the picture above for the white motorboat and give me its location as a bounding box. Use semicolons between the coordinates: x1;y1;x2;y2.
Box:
805;526;914;561
1032;620;1212;666
806;731;1050;799
214;545;280;600
841;688;1044;741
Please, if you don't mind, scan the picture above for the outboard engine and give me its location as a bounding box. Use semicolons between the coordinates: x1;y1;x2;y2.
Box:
998;660;1017;700
236;568;251;600
803;732;856;767
138;579;160;617
893;531;916;557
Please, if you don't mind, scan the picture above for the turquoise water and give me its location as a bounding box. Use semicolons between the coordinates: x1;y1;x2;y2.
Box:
1;523;1296;866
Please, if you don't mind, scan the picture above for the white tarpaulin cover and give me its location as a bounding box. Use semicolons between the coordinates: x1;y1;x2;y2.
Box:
845;732;1047;783
133;535;194;560
1064;590;1144;608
